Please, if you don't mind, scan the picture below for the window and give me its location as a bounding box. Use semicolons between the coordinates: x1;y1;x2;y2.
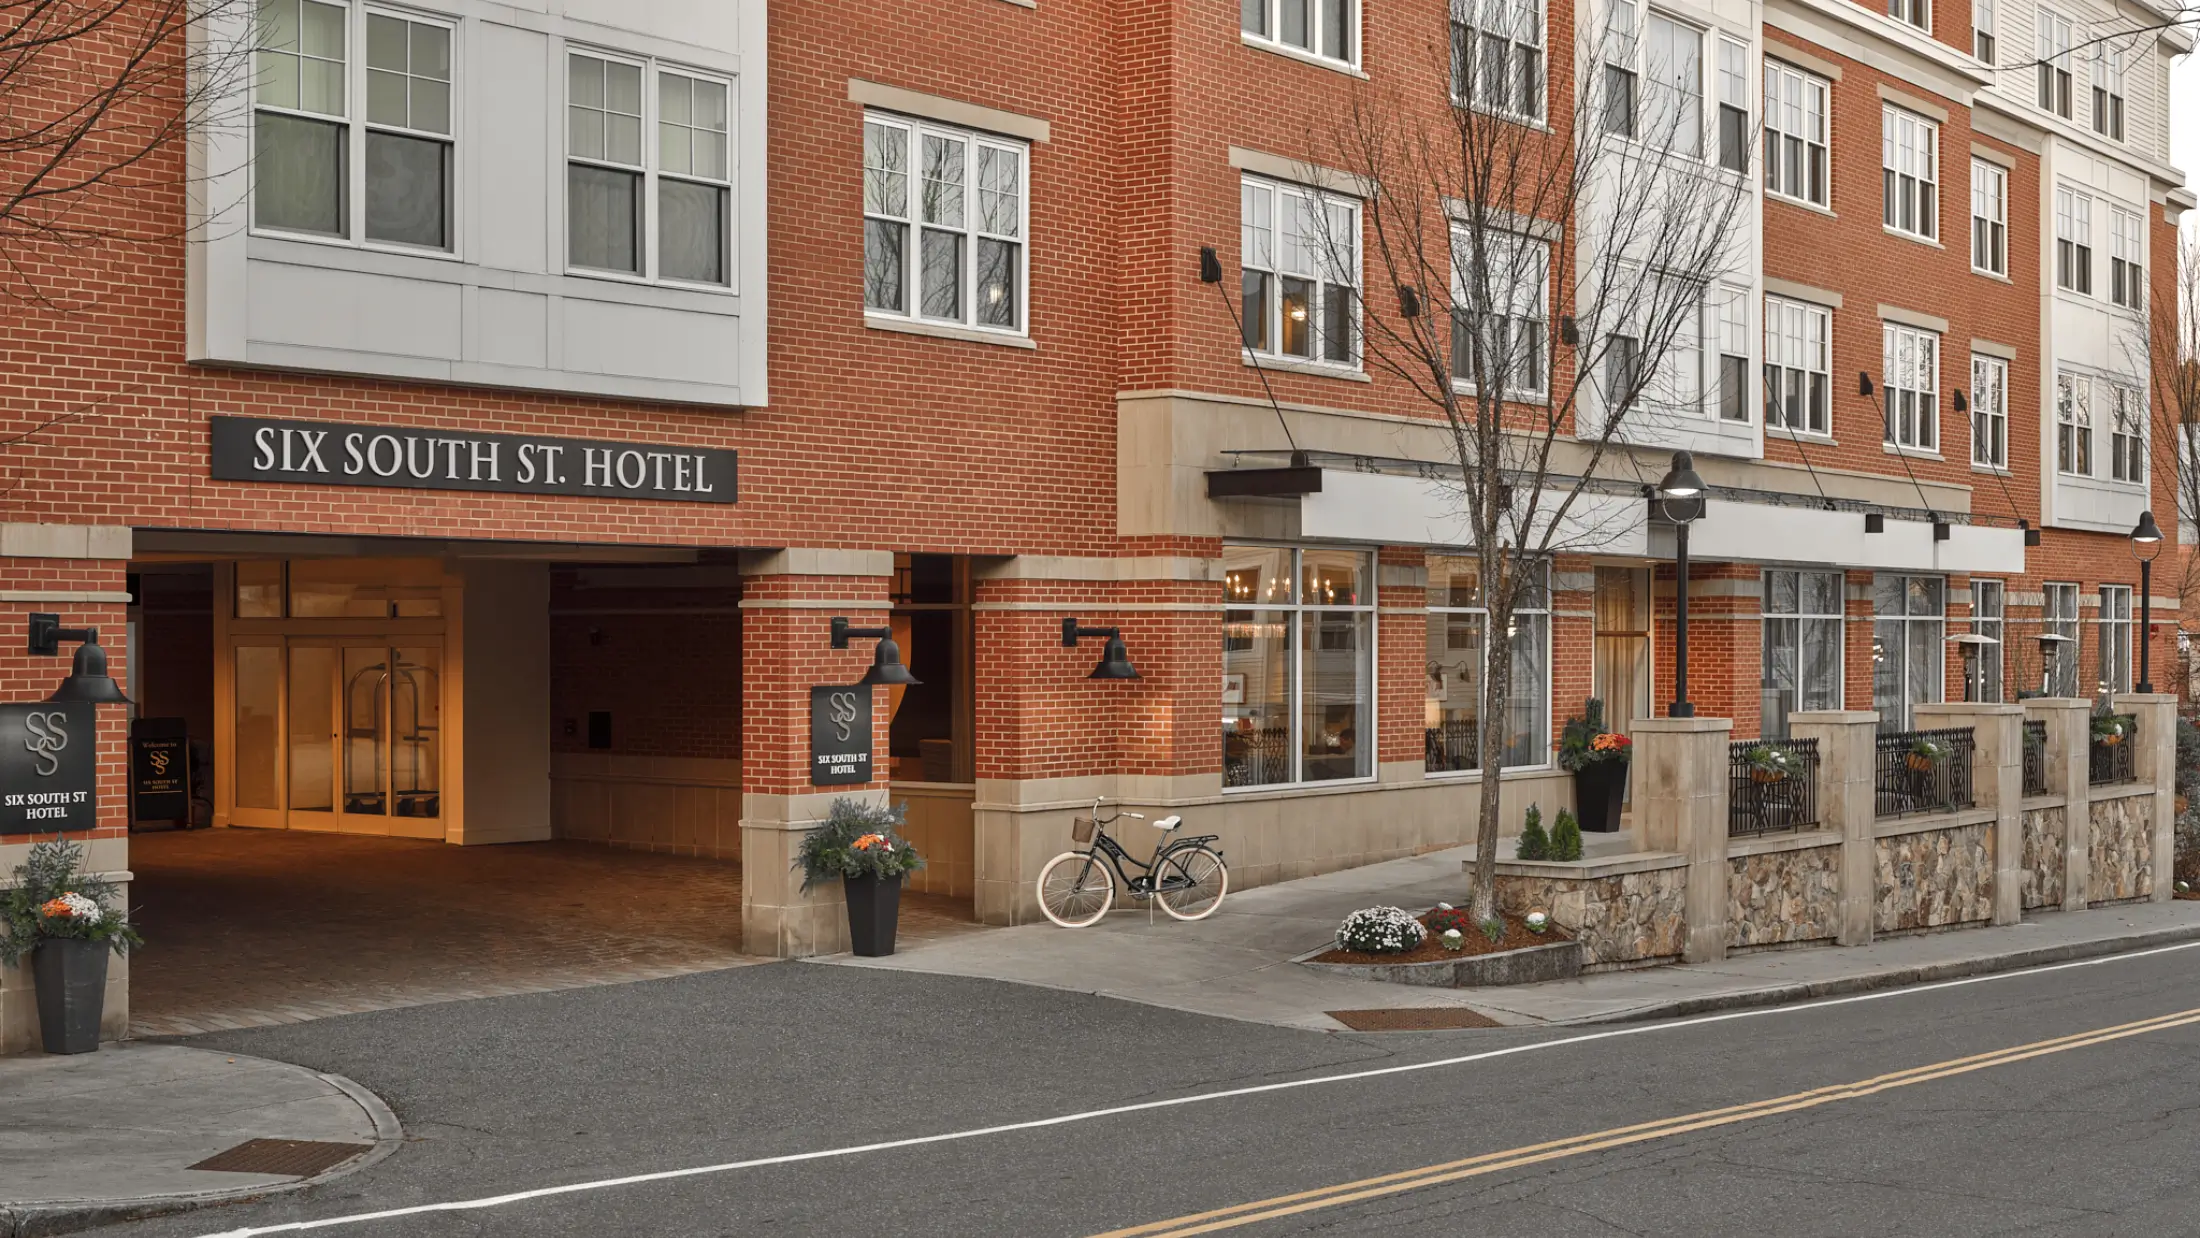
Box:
570;54;733;285
2055;186;2092;294
1425;555;1551;772
1604;332;1642;417
1641;13;1703;157
253;2;454;251
1765;296;1830;434
1451;0;1545;122
1716;285;1749;421
2056;371;2092;475
1882;322;1939;451
1646;275;1704;413
1242;0;1357;66
1872;574;1944;730
1222;546;1374;787
2110;208;2144;309
1971;579;2004;702
1887;0;1928;32
1763;61;1829;207
2099;584;2133;692
1761;569;1844;738
1602;1;1637;138
1882;107;1938;240
1451;228;1549;398
2043;582;2080;696
1971;354;2007;468
2091;42;2125;140
1970;160;2006;275
2037;9;2073;118
1974;0;1997;61
863;114;1025;330
1715;38;1748;173
1242;177;1359;365
2110;382;2145;482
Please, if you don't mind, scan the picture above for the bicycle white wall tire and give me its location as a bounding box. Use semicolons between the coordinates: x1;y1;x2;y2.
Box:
1036;851;1115;927
1154;846;1228;921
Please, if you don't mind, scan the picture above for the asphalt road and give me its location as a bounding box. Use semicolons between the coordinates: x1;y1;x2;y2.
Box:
85;944;2200;1238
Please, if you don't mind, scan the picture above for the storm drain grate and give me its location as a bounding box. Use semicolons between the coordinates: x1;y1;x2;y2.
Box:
1327;1007;1501;1031
190;1138;373;1177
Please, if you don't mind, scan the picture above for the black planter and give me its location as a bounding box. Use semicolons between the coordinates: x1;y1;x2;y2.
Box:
32;937;109;1054
843;873;903;957
1574;760;1628;833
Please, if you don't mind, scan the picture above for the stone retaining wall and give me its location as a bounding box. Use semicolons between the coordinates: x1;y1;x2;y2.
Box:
1875;822;1994;933
2089;793;2154;903
1497;867;1686;966
1727;845;1841;948
2020;804;2067;910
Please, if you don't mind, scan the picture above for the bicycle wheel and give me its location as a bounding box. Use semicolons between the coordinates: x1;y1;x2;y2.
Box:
1154;846;1228;921
1037;851;1115;928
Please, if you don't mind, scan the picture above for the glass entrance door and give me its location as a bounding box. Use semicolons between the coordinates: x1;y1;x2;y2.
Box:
226;636;442;837
341;644;442;837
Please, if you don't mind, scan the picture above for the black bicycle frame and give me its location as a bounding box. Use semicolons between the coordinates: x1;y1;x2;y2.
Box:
1081;826;1217;897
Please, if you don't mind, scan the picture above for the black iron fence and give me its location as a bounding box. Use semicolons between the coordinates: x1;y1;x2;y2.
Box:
2088;714;2139;786
1424;720;1479;773
2021;720;2049;797
1223;727;1288;787
1729;738;1820;837
1875;727;1976;819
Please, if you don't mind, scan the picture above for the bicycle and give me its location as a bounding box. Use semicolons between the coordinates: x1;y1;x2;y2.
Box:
1035;797;1228;927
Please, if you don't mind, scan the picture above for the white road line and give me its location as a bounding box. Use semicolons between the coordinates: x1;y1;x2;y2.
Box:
198;936;2200;1237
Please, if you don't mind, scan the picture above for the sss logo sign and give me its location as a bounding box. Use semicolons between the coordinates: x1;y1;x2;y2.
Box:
808;685;874;787
0;702;96;832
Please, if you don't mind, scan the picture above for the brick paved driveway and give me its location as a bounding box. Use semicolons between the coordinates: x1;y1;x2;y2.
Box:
126;829;980;1036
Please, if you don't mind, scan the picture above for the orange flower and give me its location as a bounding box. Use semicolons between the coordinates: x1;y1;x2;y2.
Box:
851;833;887;851
40;897;71;918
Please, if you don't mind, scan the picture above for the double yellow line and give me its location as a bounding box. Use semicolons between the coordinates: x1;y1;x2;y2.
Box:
1095;1004;2200;1237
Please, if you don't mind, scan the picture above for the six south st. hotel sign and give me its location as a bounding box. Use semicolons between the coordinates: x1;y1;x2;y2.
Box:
210;416;737;504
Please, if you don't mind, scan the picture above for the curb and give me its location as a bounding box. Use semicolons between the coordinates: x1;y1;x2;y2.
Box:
1555;921;2200;1026
2;1062;404;1238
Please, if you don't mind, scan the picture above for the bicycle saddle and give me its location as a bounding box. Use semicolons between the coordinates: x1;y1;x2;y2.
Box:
1152;815;1182;830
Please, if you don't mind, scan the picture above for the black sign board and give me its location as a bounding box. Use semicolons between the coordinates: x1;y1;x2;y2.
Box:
131;717;190;823
211;415;738;504
0;702;97;833
809;686;874;786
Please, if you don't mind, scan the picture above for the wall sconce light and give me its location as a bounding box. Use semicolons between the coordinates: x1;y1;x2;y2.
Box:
830;616;921;687
1062;618;1141;680
1933;520;1951;541
1398;286;1423;318
1952;388;1969;413
2021;519;2041;547
1198;246;1223;284
1858;372;1875;397
1560;316;1580;346
28;613;130;704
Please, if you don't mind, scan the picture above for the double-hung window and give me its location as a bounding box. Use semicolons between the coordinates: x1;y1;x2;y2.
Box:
2043;582;2080;696
2110;208;2144;309
1971;579;2005;702
1242;0;1357;67
254;1;455;251
1763;61;1828;207
1715;286;1749;421
1450;228;1549;399
569;53;734;285
2056;371;2092;475
1882;107;1937;240
1222;546;1374;787
1645;273;1704;414
1424;555;1551;772
2110;383;2145;482
2037;9;2074;118
1970;160;2006;275
2099;584;2133;692
1602;1;1639;139
1872;574;1945;731
1764;296;1830;434
1451;0;1546;122
1641;13;1703;158
1761;569;1844;738
2055;186;2092;294
1887;0;1929;32
1882;322;1939;451
1715;39;1748;173
1243;177;1360;366
1971;353;2007;468
862;114;1025;331
2091;43;2125;140
1973;0;1997;61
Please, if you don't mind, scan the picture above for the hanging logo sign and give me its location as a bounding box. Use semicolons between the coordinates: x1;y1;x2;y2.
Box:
0;702;97;833
210;416;738;504
809;686;874;787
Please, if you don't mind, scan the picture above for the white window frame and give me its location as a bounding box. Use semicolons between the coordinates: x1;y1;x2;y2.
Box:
1882;321;1940;452
1242;176;1362;369
2037;8;2074;119
1970;353;2007;469
1221;545;1379;789
2099;584;2133;692
1638;10;1705;160
1881;106;1938;241
1872;574;1946;731
2056;369;2092;475
1714;37;1749;175
2109;382;2146;483
2055;186;2092;295
1970;159;2006;275
2090;41;2125;140
1715;283;1750;422
861;112;1028;334
2109;207;2144;310
1763;60;1829;208
1971;578;2004;702
1761;569;1845;738
1451;0;1547;123
1765;296;1831;435
1887;0;1929;33
1973;0;1997;62
1450;226;1551;401
2043;581;2080;696
1424;555;1553;775
1241;0;1360;68
565;49;737;290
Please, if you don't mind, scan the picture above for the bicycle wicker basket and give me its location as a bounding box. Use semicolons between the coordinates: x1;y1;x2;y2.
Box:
1070;815;1096;844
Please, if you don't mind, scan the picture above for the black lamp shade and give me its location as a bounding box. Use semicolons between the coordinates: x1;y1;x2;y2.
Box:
1198;246;1222;283
1089;635;1141;680
1657;451;1704;498
47;638;130;704
857;637;921;687
2132;510;2163;543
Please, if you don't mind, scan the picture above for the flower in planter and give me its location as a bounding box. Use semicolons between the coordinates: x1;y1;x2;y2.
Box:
1440;928;1465;952
1336;906;1426;954
1745;743;1799;782
793;800;924;891
2092;715;2130;746
1906;737;1949;771
1525;910;1550;934
39;893;103;923
2;840;140;963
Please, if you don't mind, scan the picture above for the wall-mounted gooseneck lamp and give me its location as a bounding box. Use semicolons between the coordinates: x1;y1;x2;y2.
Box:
830;616;921;687
1062;619;1141;680
29;612;131;704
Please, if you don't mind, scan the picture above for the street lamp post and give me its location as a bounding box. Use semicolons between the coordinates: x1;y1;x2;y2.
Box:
2131;510;2163;693
1657;452;1707;719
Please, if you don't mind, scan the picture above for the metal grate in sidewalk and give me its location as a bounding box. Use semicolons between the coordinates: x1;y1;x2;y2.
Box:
1326;1007;1500;1031
189;1138;374;1178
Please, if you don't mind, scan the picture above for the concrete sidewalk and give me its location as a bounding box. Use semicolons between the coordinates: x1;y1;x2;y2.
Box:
0;1041;399;1236
818;846;2200;1030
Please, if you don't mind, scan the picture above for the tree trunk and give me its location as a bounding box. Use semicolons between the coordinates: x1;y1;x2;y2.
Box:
1469;590;1513;925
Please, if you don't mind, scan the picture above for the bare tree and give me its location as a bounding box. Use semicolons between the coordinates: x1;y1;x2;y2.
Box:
2130;231;2200;692
1289;12;1754;922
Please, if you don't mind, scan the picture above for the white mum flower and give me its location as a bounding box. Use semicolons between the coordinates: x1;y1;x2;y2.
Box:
53;892;103;922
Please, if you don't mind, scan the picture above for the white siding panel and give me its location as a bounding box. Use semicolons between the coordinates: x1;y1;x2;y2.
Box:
247;262;464;362
472;22;551;275
474;287;550;369
562;0;744;50
561;298;742;386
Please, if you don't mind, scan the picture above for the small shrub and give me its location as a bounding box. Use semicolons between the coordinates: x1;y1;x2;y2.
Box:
1425;905;1474;935
1478;915;1505;943
1336;906;1426;954
1549;808;1583;862
1515;803;1550;861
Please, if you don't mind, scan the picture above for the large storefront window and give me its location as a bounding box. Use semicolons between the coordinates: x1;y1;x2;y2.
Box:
1424;555;1549;773
2043;582;2079;695
1222;546;1373;787
1872;574;1944;729
2099;584;2132;693
1761;569;1843;738
1971;579;2004;701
